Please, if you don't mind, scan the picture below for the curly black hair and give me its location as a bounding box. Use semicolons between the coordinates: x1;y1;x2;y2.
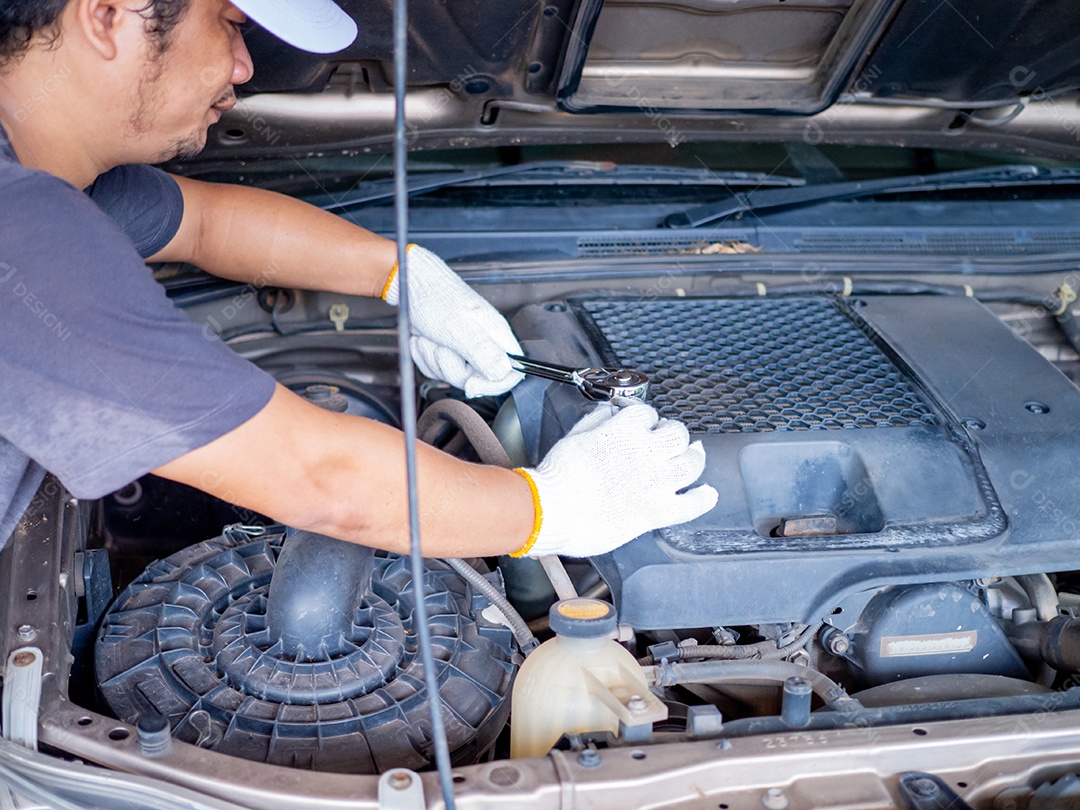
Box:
0;0;192;69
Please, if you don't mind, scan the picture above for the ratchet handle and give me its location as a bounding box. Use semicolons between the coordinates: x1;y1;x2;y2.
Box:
507;353;579;383
508;353;650;403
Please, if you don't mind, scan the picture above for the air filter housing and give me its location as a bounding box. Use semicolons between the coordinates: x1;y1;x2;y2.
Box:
96;528;514;773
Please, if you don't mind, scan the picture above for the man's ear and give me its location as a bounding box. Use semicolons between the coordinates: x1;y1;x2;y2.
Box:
72;0;136;61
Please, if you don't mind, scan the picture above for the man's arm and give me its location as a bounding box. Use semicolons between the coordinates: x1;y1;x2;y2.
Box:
150;175;398;298
147;177;539;555
153;384;537;557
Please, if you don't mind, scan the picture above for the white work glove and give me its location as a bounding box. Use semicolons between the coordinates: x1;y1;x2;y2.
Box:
511;400;719;558
382;245;524;398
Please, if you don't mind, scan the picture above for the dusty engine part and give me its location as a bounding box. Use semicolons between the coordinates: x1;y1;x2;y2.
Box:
840;584;1029;686
95;527;515;774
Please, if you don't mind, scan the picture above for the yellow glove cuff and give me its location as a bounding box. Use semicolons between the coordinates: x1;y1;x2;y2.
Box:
380;243;418;301
510;468;543;558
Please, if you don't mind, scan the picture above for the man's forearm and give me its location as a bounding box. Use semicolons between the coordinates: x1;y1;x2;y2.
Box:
153;385;536;557
160;175;398;298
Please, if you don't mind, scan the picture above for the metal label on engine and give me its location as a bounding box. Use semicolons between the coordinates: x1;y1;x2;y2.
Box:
879;630;978;657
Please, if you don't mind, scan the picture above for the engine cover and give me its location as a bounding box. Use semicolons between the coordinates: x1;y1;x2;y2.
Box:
508;294;1080;629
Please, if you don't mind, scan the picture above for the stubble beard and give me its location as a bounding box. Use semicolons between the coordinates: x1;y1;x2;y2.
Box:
128;48;209;163
156;132;207;163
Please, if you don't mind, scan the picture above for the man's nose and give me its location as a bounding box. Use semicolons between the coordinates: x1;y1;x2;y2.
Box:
233;33;254;85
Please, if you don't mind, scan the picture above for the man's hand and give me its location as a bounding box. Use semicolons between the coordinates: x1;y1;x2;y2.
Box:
383;245;524;398
512;400;719;558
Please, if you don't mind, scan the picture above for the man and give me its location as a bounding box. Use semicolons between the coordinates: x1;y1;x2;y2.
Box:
0;0;717;559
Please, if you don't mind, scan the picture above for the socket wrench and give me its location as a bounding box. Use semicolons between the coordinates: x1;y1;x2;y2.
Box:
508;354;649;402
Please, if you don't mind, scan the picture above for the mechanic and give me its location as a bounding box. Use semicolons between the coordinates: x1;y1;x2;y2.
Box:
0;0;718;560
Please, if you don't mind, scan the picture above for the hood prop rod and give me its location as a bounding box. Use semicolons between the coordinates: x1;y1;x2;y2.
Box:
392;0;457;804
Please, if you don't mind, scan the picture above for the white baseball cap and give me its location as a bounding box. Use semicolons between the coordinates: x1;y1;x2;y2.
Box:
230;0;358;54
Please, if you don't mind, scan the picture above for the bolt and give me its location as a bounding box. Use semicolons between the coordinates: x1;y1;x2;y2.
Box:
627;695;647;712
908;778;940;798
762;787;789;810
388;770;412;790
136;713;172;757
785;677;812;694
577;747;601;769
827;633;850;655
12;651;36;667
16;625;36;642
781;677;813;728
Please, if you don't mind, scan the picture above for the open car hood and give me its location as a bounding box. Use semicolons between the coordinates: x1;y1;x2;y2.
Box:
201;0;1080;160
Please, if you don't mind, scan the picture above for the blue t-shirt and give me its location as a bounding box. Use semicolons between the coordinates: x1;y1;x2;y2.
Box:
0;127;276;547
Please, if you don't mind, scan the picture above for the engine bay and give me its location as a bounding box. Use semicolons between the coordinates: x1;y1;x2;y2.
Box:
6;274;1080;806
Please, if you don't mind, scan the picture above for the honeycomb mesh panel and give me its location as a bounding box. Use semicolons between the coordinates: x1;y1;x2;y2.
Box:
576;297;936;433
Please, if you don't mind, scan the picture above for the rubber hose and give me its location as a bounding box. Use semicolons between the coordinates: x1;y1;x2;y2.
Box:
539;555;578;601
417;400;538;651
1055;309;1080;355
644;659;863;711
1016;573;1060;687
1008;616;1080;673
443;557;536;651
667;642;784;662
641;622;822;664
265;531;375;661
417;399;513;468
418;403;581;605
1016;574;1059;623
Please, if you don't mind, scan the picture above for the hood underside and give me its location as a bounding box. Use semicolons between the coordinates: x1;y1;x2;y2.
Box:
201;0;1080;160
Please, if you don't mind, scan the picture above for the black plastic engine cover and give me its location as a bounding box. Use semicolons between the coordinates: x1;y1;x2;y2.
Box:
508;294;1080;629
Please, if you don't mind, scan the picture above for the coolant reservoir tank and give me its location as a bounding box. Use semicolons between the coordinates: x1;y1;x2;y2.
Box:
510;598;667;759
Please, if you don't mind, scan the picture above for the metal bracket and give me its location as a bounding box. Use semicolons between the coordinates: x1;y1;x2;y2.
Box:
686;704;725;738
2;647;43;748
378;769;426;809
1058;603;1080;620
329;302;349;332
619;721;653;744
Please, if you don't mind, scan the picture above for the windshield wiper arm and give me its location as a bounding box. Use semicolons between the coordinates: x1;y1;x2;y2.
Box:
665;164;1080;229
318;161;804;212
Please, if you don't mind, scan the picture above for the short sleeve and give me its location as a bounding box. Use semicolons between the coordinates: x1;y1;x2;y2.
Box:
0;171;275;499
86;164;185;259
